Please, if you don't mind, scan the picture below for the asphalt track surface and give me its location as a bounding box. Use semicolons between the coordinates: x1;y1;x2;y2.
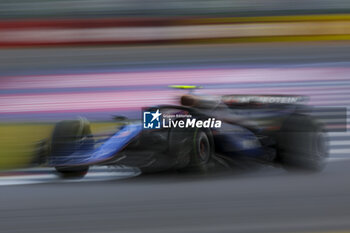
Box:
1;42;350;233
1;160;350;233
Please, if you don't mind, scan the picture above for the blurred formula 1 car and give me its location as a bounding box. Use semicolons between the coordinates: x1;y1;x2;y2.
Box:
36;86;328;178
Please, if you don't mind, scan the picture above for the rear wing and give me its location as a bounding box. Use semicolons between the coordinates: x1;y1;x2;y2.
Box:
221;95;308;105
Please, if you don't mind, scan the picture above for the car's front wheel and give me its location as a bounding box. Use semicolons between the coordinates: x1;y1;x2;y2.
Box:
51;118;93;179
55;166;89;179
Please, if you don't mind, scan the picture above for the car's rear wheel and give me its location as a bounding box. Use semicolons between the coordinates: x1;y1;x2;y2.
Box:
51;118;93;179
276;114;328;172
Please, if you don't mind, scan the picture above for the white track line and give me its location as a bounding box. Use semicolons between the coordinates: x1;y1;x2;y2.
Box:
0;166;140;186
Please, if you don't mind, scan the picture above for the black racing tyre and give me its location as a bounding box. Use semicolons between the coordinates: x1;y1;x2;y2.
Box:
276;114;328;172
175;128;214;173
51;118;93;179
168;127;192;169
55;166;89;179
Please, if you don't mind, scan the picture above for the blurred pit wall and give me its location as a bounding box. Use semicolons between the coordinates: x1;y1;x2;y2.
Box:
2;14;350;47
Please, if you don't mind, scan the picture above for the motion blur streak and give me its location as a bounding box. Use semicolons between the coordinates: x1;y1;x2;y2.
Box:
0;44;349;162
1;0;350;232
1;68;350;115
1;0;350;230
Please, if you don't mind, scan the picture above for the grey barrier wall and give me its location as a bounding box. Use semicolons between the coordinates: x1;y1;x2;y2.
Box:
1;0;350;19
